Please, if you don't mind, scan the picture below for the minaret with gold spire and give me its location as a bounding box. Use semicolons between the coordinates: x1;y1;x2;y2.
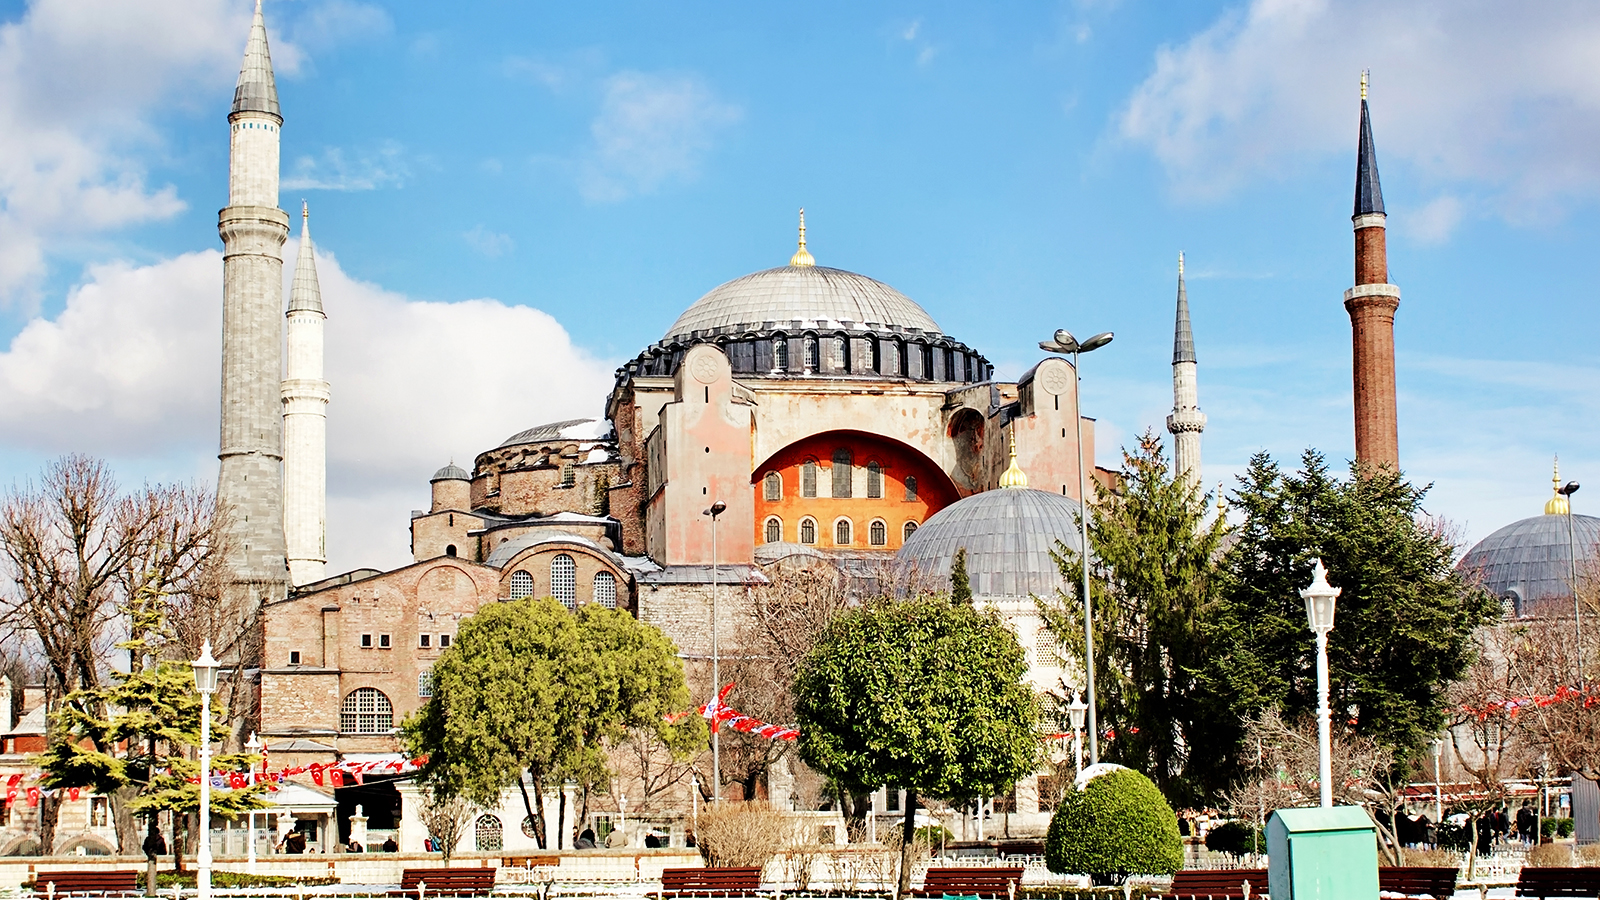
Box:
1346;70;1402;470
1166;252;1205;495
789;208;815;267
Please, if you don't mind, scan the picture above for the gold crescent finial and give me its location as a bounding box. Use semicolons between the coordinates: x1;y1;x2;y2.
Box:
1546;455;1570;515
999;432;1029;489
790;208;815;267
1360;70;1369;101
301;200;308;220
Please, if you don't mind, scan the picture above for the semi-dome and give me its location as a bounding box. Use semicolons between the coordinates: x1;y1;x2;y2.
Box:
663;265;942;343
895;486;1084;598
430;462;469;483
1459;512;1600;613
498;418;613;449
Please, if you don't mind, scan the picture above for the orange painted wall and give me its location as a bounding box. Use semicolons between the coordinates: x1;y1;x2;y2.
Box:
752;431;959;551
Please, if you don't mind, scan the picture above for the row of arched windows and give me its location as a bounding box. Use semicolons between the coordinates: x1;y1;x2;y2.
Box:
766;459;916;501
765;516;917;546
508;555;618;609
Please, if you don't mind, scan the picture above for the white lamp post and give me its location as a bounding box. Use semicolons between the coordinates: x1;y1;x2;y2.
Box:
1066;693;1088;776
619;793;627;846
192;641;220;900
703;500;726;802
245;732;262;873
1039;329;1113;764
1300;560;1341;808
1430;737;1444;823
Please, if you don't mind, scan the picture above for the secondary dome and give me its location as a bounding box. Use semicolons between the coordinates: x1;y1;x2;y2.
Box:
663;265;942;343
1459;512;1600;614
895;487;1084;598
498;418;613;449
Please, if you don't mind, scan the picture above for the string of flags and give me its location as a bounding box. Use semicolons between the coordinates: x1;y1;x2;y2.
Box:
2;756;428;806
1460;685;1597;720
663;682;799;742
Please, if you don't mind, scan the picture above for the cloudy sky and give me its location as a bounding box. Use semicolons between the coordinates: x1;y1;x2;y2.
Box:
0;0;1595;575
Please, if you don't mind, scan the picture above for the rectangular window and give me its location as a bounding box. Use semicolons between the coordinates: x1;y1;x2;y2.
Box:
419;634;431;648
418;672;433;698
379;633;392;648
360;634;372;648
289;650;301;665
89;797;110;827
440;633;452;648
887;789;901;812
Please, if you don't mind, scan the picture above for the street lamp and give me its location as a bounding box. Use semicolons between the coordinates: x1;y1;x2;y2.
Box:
1066;693;1088;776
1300;560;1341;808
1559;480;1582;682
191;641;220;900
1430;737;1444;823
1039;328;1113;764
245;732;262;873
703;500;726;803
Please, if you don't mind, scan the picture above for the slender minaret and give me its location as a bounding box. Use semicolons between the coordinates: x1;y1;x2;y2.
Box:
1345;72;1401;470
1166;252;1205;494
217;0;290;603
283;203;329;585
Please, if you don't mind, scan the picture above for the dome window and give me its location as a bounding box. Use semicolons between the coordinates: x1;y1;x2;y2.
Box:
903;520;919;541
804;336;820;372
773;335;789;372
594;571;617;609
867;462;883;499
802;460;818;498
765;517;782;544
800;517;817;545
904;476;918;502
509;570;534;599
551;554;576;609
764;471;782;501
834;518;853;546
832;449;853;498
869;520;887;546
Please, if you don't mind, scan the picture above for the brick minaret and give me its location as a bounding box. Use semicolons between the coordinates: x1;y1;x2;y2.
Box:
218;0;291;604
1344;73;1401;470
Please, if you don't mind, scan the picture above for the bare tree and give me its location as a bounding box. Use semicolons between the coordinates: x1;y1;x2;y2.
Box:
418;794;476;866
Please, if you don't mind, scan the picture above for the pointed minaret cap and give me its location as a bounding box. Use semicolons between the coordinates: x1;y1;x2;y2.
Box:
1172;251;1196;365
1354;71;1384;219
233;0;282;121
288;202;324;315
999;433;1029;489
789;208;815;267
1545;456;1571;516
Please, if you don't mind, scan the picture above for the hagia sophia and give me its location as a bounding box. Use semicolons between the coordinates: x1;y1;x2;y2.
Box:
2;1;1596;860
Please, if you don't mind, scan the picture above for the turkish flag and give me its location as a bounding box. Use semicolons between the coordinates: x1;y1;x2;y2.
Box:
229;772;246;789
69;787;80;801
310;764;324;786
26;787;40;806
330;769;344;787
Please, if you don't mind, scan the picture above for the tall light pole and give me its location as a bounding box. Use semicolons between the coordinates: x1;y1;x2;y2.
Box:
1301;560;1341;808
703;499;726;802
191;641;220;900
1067;693;1087;777
1039;329;1113;764
245;732;262;873
1430;737;1444;823
1559;480;1582;682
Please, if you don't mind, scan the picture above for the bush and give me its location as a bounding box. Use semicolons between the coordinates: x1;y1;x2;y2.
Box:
1045;767;1183;884
1204;821;1264;857
697;800;788;868
1530;843;1573;867
1541;817;1575;839
915;824;953;846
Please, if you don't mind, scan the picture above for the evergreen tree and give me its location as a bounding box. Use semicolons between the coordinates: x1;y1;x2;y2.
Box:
950;547;972;604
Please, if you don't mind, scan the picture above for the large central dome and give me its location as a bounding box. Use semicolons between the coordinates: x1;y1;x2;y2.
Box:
663;265;942;342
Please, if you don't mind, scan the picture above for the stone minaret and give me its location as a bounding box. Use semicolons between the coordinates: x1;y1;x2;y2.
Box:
217;0;290;603
1166;252;1205;494
1345;73;1401;470
283;204;329;586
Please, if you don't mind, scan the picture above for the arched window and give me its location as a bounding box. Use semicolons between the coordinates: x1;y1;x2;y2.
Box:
832;334;848;371
869;520;887;546
445;544;457;557
560;463;575;487
594;571;617;609
867;462;883;498
834;518;852;546
832;449;853;498
764;471;782;501
895;339;908;376
551;554;576;608
764;517;782;544
509;570;534;599
904;476;918;501
773;335;789;372
869;338;882;374
801;460;818;498
804;335;820;372
800;518;816;545
475;815;503;851
903;521;919;541
340;688;394;734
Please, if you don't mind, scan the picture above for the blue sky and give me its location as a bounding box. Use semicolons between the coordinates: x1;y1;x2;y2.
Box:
0;0;1595;573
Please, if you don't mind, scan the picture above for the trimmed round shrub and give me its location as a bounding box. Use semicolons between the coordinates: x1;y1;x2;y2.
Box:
1046;767;1183;884
1205;820;1264;857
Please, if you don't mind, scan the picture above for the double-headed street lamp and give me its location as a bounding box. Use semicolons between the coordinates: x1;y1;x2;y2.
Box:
703;499;727;803
1559;480;1582;681
1039;328;1113;764
192;641;220;900
1300;560;1341;809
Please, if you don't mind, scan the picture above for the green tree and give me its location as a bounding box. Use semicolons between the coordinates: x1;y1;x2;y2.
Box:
950;548;972;605
1197;450;1498;788
793;594;1037;891
1045;767;1182;883
1038;432;1228;807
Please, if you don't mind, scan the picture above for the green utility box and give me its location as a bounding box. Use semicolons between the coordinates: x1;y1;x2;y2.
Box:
1267;806;1379;900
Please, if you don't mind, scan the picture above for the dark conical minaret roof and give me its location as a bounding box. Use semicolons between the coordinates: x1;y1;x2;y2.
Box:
233;0;281;121
1173;252;1195;365
1354;91;1384;217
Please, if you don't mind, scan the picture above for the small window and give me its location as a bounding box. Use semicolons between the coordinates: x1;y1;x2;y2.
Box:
289;651;301;666
510;570;534;599
904;476;918;501
832;449;853;498
869;520;887;546
440;634;451;648
765;517;782;544
804;336;820;371
764;471;782;501
801;460;818;498
800;518;816;545
420;634;431;648
835;518;852;546
552;554;576;608
887;789;901;813
360;634;372;648
418;671;433;697
379;633;391;648
774;335;789;371
594;571;617;609
560;463;575;487
867;462;883;499
904;521;919;541
445;544;457;557
475;815;504;852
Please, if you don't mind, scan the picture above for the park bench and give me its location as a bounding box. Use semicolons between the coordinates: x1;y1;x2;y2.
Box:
390;867;498;898
1517;867;1600;900
1379;866;1457;899
31;871;140;896
1165;868;1268;899
912;866;1026;899
659;867;763;897
996;840;1045;859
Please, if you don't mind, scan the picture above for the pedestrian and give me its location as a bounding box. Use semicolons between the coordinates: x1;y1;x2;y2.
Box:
382;837;398;853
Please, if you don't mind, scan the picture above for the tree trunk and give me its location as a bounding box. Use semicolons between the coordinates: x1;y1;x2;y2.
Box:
171;813;186;876
112;783;140;853
897;791;919;898
142;813;163;897
556;789;567;850
517;773;547;850
1467;817;1478;883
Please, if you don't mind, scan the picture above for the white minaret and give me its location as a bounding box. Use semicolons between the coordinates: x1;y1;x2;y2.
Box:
217;0;290;603
1166;252;1206;495
283;203;329;585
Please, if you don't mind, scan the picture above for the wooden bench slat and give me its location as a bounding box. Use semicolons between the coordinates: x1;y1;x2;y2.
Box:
1379;867;1457;899
911;866;1025;899
1165;868;1268;900
660;866;763;897
34;871;140;895
1517;868;1600;900
390;867;497;898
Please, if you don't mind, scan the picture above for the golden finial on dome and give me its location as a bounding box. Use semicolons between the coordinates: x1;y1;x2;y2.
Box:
1000;433;1029;489
790;208;815;267
1216;482;1227;515
1360;70;1369;101
1546;455;1571;515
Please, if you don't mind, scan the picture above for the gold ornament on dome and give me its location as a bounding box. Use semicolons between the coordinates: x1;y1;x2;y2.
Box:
1545;456;1570;516
999;434;1029;489
790;208;815;267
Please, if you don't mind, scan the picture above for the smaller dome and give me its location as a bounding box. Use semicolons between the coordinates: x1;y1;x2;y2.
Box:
430;463;469;483
499;418;612;449
895;487;1084;598
1459;512;1600;611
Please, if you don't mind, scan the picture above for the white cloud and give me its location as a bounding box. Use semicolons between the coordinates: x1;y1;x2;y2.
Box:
578;71;740;203
1118;0;1600;219
1405;194;1465;244
0;245;614;574
463;225;513;257
282;143;409;191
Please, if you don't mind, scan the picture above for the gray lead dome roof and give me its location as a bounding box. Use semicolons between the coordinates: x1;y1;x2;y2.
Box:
431;463;470;482
664;265;942;342
895;487;1085;598
1459;512;1600;610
